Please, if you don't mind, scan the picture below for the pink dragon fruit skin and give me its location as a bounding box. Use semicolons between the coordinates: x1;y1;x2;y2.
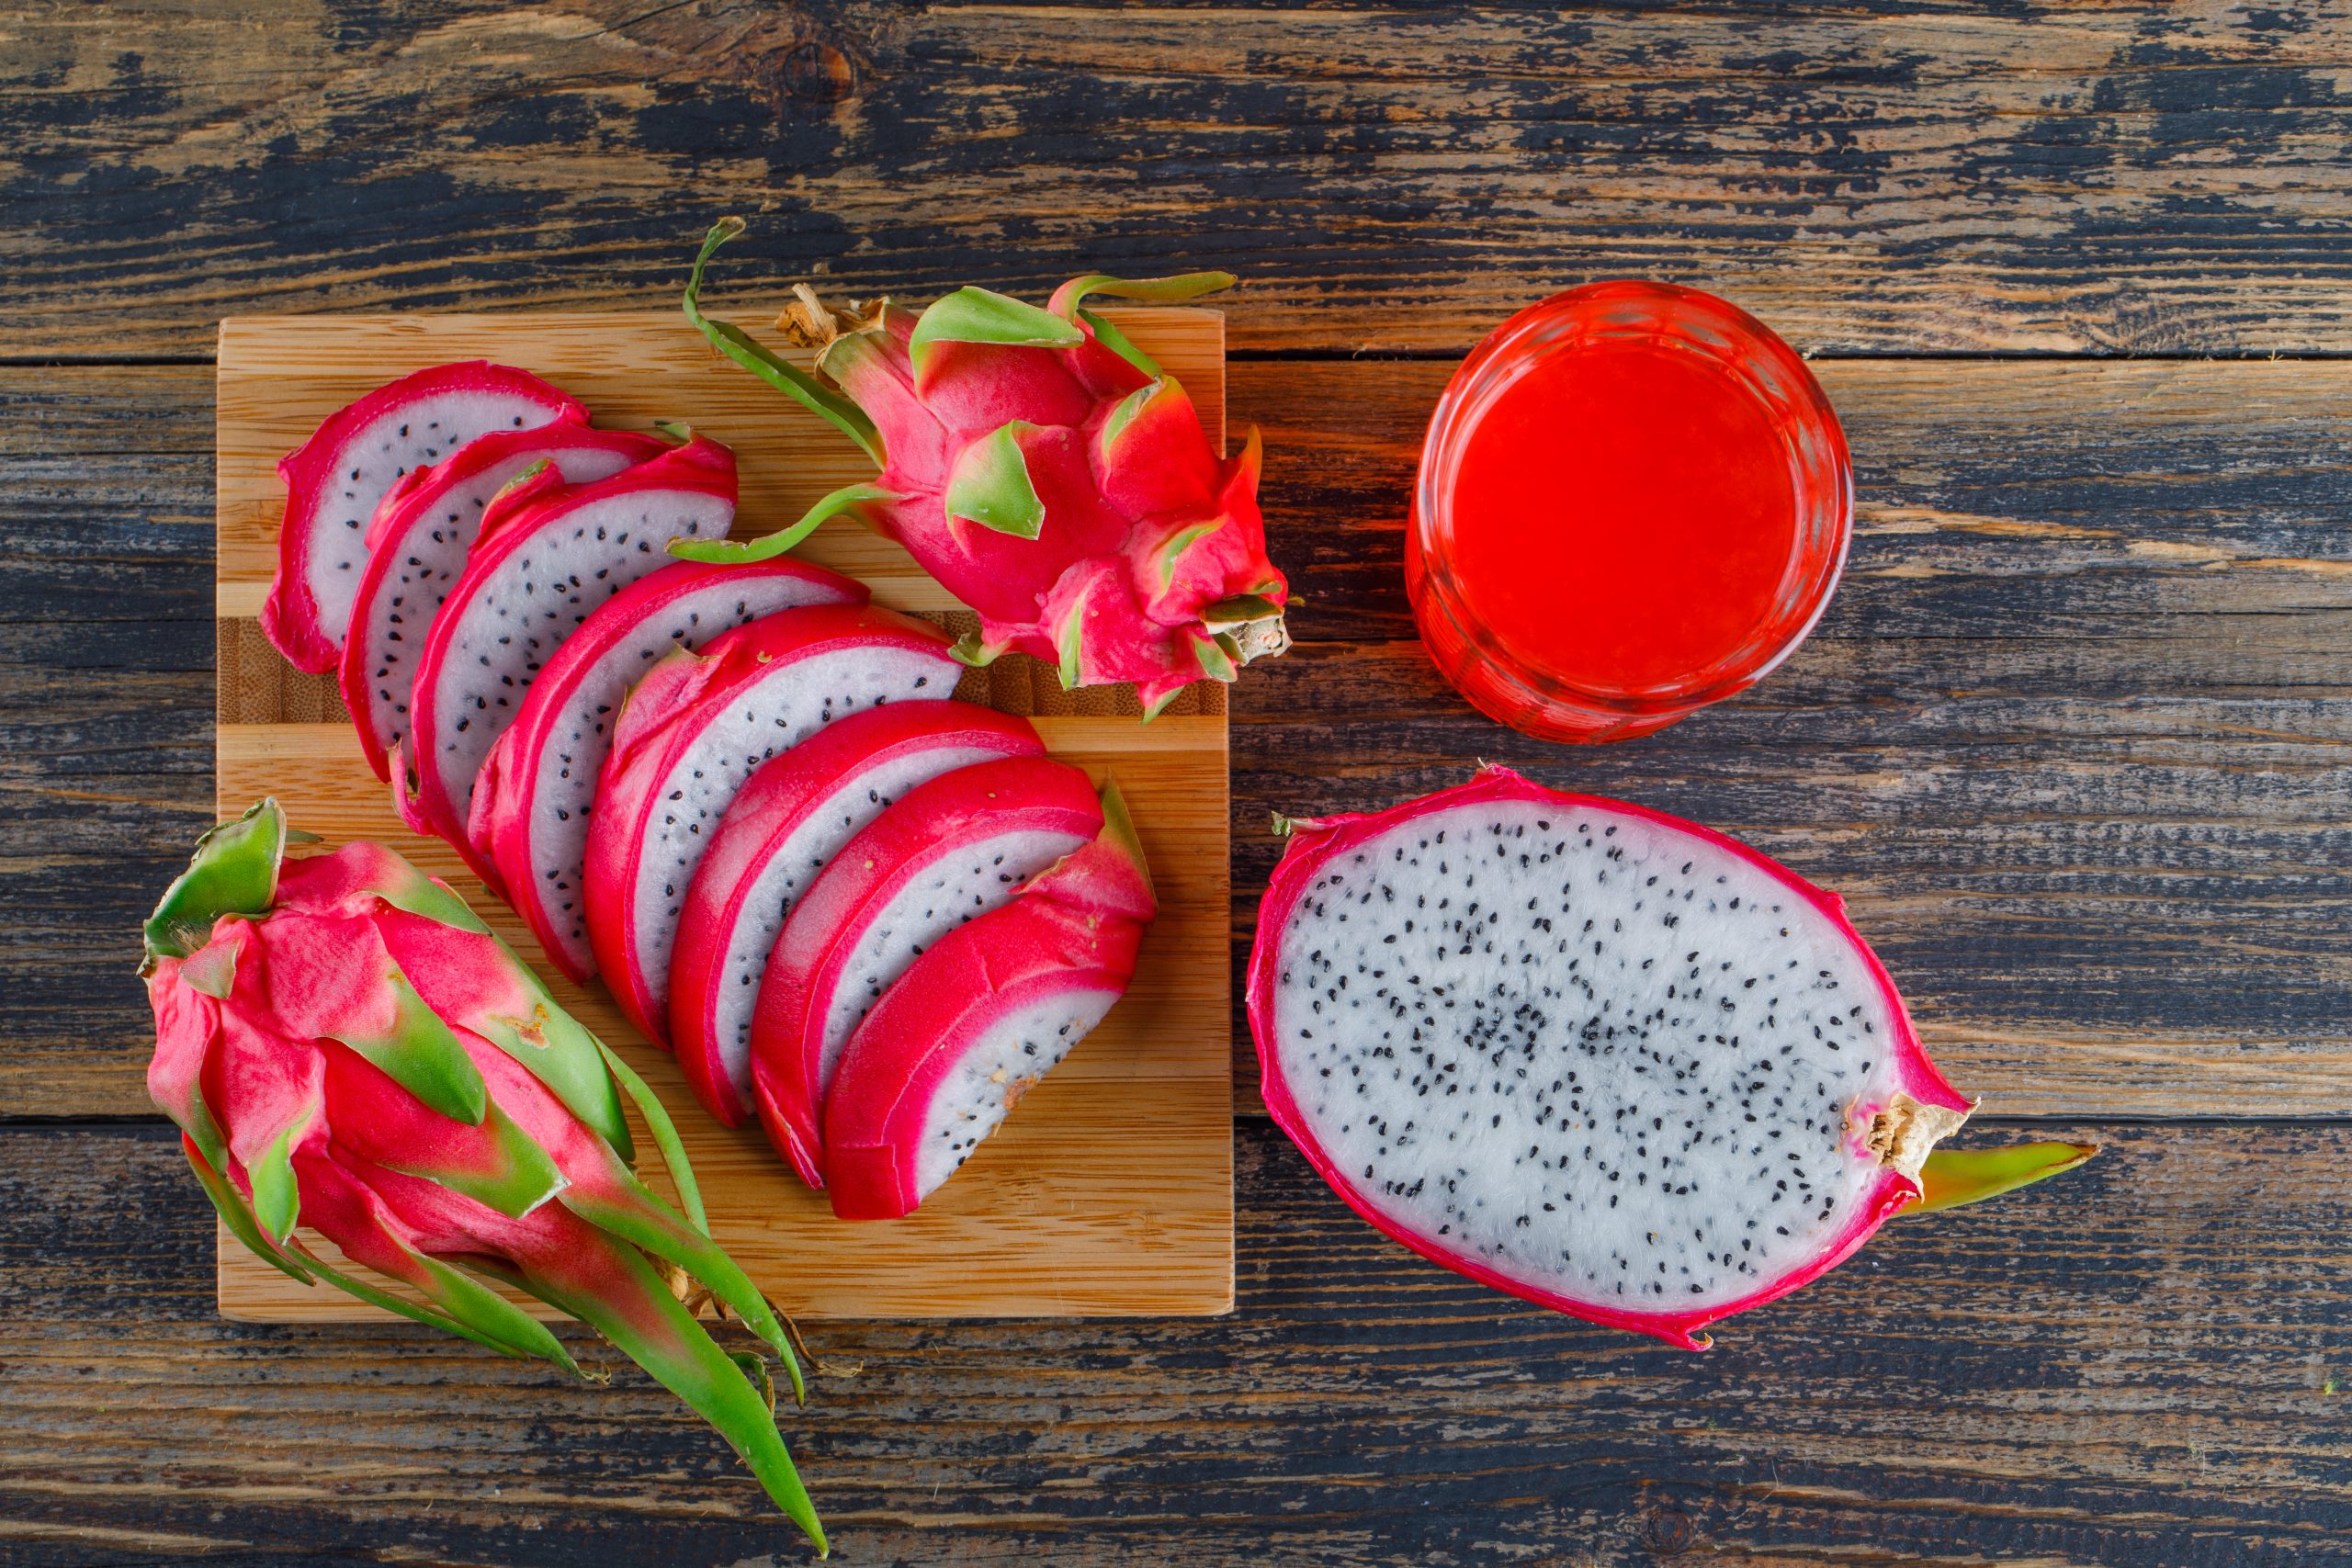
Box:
680;220;1290;716
1248;766;1987;1351
466;557;868;984
139;800;823;1551
397;434;738;891
340;424;671;783
668;700;1046;1127
265;363;585;673
582;604;967;1048
746;754;1104;1187
823;781;1157;1221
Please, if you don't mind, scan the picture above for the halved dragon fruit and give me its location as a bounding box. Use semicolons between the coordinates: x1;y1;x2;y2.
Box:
467;558;868;982
264;363;585;672
583;604;964;1047
668;701;1046;1126
825;781;1158;1220
748;755;1103;1186
340;424;670;782
1248;765;1979;1350
396;434;738;886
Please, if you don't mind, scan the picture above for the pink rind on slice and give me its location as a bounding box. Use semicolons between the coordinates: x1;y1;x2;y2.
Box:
397;434;738;890
582;604;965;1048
746;755;1103;1187
264;362;584;672
668;701;1046;1126
340;424;670;782
467;557;868;982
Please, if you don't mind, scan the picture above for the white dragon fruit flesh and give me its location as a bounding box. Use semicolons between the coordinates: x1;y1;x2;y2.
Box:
1248;765;1976;1349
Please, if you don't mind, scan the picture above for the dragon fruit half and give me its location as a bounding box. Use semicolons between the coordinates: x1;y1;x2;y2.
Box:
467;557;867;983
1248;766;2091;1350
141;800;823;1551
679;218;1290;717
265;363;585;672
397;434;738;887
825;780;1158;1221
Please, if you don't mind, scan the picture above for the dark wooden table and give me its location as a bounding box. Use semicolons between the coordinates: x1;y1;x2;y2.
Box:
7;3;2352;1563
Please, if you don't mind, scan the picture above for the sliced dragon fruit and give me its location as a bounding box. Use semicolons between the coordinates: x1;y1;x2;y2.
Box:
264;363;585;672
668;701;1046;1126
467;558;869;982
340;424;671;782
747;755;1102;1186
824;782;1157;1220
583;604;964;1048
396;434;738;887
1247;765;1979;1350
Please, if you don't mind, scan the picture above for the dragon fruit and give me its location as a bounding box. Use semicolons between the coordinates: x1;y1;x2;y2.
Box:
669;701;1046;1126
748;755;1103;1186
679;218;1289;717
141;800;823;1551
825;780;1158;1221
397;434;738;887
265;363;585;672
341;424;670;782
583;604;964;1046
467;558;867;983
1249;765;2031;1350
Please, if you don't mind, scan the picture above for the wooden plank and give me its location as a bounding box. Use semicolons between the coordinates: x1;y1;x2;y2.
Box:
205;310;1232;1319
4;1119;2347;1563
7;357;2352;1122
10;3;2352;356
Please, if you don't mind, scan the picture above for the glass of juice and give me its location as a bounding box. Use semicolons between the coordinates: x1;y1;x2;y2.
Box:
1408;280;1851;743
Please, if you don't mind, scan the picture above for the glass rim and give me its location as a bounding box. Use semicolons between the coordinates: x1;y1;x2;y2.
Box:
1411;278;1854;720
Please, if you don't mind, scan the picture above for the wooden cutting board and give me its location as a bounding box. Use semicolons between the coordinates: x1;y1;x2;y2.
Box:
212;308;1233;1318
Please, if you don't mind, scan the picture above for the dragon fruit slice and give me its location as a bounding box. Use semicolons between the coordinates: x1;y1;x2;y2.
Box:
669;701;1046;1126
1248;765;1984;1351
680;220;1289;717
825;780;1157;1221
340;424;671;783
141;799;823;1550
583;604;964;1047
466;558;867;983
265;363;585;672
747;755;1103;1186
397;434;738;886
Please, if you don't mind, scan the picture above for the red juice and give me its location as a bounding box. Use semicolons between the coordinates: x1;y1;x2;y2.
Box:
1447;342;1799;694
1408;281;1851;743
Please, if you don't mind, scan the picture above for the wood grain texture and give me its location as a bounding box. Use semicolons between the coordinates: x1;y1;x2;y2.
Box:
206;310;1233;1318
4;1119;2347;1566
8;354;2352;1122
10;1;2352;356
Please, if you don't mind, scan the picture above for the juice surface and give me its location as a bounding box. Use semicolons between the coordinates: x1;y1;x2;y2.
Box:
1447;341;1800;694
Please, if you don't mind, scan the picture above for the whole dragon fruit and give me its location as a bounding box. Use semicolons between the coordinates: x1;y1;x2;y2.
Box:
141;800;824;1551
678;218;1289;718
1248;766;2091;1349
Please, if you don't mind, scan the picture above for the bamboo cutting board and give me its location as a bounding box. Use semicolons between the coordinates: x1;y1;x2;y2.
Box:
213;309;1234;1318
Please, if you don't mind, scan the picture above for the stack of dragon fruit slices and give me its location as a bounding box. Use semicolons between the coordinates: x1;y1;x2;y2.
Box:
259;361;1158;1221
